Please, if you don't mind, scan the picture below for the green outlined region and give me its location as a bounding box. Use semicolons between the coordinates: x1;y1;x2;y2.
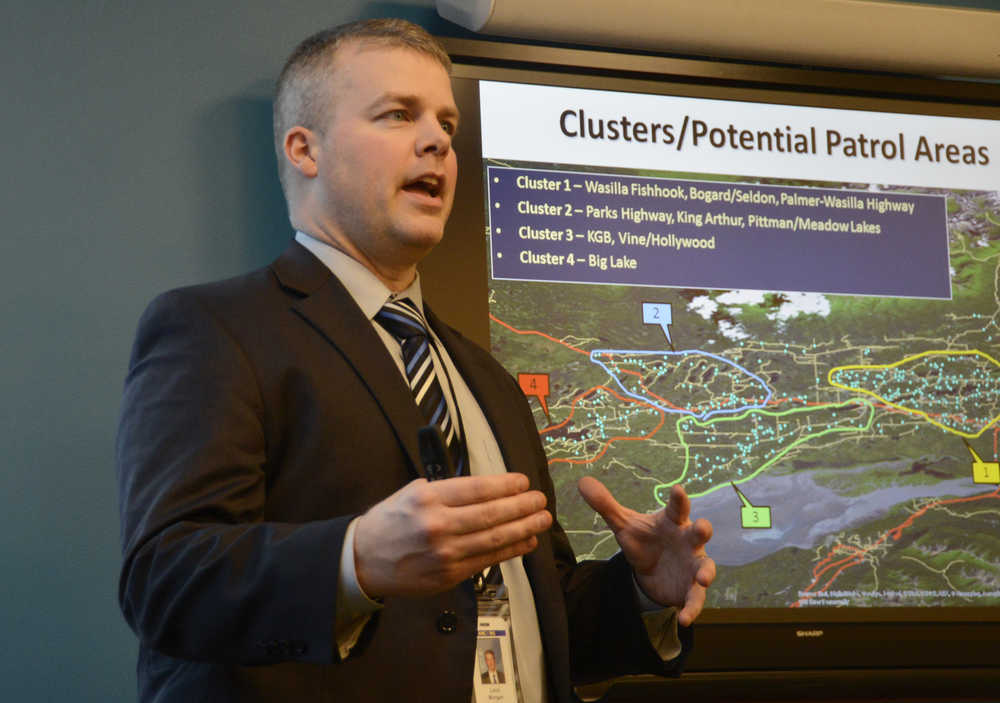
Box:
829;350;1000;439
654;400;876;502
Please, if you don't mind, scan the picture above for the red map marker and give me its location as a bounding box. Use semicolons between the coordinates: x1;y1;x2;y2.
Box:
518;373;551;424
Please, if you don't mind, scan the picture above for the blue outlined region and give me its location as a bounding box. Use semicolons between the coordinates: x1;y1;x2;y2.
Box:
588;348;773;420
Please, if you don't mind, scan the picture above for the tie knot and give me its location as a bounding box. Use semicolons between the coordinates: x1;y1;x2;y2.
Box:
375;298;428;341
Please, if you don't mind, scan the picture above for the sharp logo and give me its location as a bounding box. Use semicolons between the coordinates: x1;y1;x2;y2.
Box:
796;630;825;638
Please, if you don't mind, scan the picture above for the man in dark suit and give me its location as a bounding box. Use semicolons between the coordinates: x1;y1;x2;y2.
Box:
481;650;505;684
116;18;715;703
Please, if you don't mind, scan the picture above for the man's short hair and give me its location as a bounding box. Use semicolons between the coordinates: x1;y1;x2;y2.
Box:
273;18;452;199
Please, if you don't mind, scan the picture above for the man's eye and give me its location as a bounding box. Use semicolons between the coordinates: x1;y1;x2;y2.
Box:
441;121;456;135
387;109;409;121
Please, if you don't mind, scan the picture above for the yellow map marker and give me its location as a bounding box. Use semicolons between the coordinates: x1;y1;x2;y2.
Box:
731;481;772;529
965;440;1000;484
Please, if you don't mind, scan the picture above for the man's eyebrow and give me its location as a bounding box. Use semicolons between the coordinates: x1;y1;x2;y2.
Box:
370;92;460;121
369;92;418;109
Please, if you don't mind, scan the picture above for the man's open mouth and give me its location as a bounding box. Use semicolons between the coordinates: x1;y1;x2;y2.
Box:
403;175;443;198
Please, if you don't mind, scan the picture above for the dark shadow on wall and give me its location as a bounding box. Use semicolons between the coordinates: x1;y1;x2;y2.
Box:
194;87;293;275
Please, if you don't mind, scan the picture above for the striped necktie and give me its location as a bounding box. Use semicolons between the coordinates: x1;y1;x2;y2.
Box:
375;298;466;475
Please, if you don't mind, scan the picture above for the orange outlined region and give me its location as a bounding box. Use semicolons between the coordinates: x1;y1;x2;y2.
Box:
541;385;667;467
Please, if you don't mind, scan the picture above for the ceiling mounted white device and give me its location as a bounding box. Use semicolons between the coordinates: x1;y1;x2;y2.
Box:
436;0;1000;79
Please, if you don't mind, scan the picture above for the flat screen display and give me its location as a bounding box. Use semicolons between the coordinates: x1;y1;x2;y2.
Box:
478;78;999;612
432;40;1000;679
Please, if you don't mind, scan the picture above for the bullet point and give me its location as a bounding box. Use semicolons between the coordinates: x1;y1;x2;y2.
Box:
497;252;503;259
494;202;500;208
493;177;499;183
496;228;501;234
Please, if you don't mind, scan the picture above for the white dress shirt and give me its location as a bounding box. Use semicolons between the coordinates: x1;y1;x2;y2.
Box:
294;231;679;701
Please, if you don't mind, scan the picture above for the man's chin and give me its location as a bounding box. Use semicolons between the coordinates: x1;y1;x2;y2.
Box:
393;223;447;254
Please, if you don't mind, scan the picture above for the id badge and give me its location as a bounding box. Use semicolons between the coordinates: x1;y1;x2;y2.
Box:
473;585;521;703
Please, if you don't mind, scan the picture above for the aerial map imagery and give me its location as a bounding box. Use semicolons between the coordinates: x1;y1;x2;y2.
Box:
484;160;1000;609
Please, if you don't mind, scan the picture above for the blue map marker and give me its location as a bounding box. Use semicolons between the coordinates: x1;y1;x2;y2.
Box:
642;302;674;350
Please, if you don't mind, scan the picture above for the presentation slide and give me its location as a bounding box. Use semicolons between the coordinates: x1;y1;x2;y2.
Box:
480;81;1000;609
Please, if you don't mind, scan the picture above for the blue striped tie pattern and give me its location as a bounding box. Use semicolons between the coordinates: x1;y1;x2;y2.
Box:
375;298;466;475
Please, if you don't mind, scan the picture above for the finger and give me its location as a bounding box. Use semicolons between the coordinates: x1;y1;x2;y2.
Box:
432;473;531;507
695;555;716;588
662;484;691;525
577;476;630;532
677;582;707;628
445;534;541;585
688;517;713;549
445;490;548;535
448;508;553;561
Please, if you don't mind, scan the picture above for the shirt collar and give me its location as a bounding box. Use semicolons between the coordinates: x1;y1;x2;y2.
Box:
294;231;424;320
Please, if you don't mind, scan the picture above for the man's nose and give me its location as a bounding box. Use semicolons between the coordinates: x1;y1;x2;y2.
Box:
417;117;451;155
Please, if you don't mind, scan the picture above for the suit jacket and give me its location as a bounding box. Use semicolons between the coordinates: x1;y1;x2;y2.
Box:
481;669;505;684
116;241;691;703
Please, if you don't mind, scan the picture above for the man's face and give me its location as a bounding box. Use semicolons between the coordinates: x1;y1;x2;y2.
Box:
484;651;496;671
306;43;459;278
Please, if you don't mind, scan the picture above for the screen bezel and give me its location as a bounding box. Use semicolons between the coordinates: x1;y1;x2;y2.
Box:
418;37;1000;681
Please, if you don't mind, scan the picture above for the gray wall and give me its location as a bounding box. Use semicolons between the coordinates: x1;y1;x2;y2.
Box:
0;3;456;700
2;1;997;701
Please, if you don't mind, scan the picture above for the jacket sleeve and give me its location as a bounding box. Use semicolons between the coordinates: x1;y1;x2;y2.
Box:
554;523;693;683
116;289;355;666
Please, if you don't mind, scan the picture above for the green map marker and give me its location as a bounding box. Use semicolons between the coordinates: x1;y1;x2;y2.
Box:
731;481;772;529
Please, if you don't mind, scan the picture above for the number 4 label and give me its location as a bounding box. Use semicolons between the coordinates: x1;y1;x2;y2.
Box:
518;373;551;424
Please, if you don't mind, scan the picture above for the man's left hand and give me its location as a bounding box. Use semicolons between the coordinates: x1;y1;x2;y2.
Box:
578;477;715;627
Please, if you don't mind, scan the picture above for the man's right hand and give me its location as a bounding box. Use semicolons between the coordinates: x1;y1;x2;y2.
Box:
353;473;552;598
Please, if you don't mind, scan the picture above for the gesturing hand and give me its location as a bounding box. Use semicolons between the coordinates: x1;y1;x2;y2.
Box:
578;477;715;626
353;473;553;598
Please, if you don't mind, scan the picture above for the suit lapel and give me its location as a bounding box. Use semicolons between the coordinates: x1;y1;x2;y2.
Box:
270;242;427;478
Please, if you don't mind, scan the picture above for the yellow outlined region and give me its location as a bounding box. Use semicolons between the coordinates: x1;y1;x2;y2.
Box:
829;349;1000;439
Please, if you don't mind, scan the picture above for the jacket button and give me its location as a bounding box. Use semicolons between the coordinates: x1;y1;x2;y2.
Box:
436;610;458;634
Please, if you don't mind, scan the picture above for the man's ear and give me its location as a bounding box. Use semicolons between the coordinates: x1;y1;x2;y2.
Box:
283;126;319;178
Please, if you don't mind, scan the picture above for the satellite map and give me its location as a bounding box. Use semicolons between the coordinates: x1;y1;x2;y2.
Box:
486;163;1000;609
